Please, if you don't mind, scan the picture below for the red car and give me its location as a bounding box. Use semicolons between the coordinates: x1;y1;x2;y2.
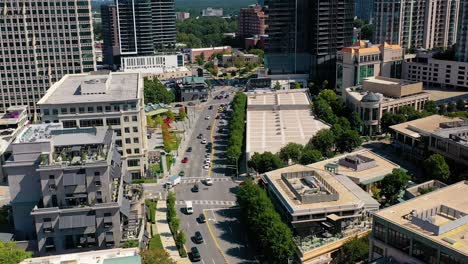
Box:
182;157;189;163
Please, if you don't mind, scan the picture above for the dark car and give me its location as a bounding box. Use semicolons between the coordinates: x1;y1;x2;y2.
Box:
174;104;183;107
208;105;213;110
192;184;199;192
194;231;204;244
197;133;203;139
198;213;206;223
187;147;192;152
187;102;195;106
191;247;201;262
207;125;211;130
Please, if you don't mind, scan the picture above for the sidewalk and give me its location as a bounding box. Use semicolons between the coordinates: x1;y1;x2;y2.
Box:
155;200;182;261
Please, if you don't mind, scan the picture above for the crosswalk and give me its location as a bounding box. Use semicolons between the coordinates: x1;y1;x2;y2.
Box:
180;177;230;184
175;200;237;206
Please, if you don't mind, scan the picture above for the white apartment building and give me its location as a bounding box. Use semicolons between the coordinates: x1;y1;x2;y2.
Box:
37;72;148;178
121;54;184;71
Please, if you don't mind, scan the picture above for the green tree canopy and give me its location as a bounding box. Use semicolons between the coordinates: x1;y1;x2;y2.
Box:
299;148;323;165
248;152;284;174
176;17;237;48
313;98;337;124
380;169;410;204
0;241;32;264
141;248;176;264
333;235;369;264
335;128;362;153
424;154;450;182
279;143;304;164
360;24;374;40
456;99;466;111
424;100;438;114
309;129;335;157
144;79;175;104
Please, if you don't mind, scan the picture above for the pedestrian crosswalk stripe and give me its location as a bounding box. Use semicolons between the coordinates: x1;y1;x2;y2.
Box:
175;200;237;206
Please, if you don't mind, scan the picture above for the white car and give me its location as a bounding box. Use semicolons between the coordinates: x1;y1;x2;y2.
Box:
205;116;210;120
201;139;207;144
203;164;210;170
205;153;211;158
204;178;213;186
204;160;211;165
205;157;211;162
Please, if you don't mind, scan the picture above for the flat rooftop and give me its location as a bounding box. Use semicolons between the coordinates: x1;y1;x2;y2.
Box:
364;77;416;86
390;115;464;139
38;72;140;105
20;248;140;264
375;181;468;256
246;90;329;155
264;164;379;215
346;87;429;102
308;149;400;185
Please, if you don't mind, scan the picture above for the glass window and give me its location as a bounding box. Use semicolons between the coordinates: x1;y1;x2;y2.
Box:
127;159;140;167
412;239;437;264
373;221;386;242
388;228;410;254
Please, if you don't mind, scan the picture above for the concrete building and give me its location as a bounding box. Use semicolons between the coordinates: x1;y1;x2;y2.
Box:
355;0;374;21
403;50;468;89
37;72;148;179
237;5;267;38
176;12;190;20
369;181;468;264
428;120;468;166
245;34;267;49
246;89;329;159
373;0;460;50
404;180;447;200
21;247;140;264
264;0;354;86
263;164;379;263
337;41;404;95
457;0;468;62
5;124;145;255
345;77;430;135
189;46;232;63
201;7;223;17
175;77;209;102
121;54;184;71
101;0;176;68
390;114;463;160
308;149;400;192
0;0;95;114
221;51;260;66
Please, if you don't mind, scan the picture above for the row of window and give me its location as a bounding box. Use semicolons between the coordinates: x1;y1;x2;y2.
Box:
43;105;137;116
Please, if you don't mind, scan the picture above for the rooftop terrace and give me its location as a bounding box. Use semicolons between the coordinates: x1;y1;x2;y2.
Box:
390;115;463;139
375;181;468;255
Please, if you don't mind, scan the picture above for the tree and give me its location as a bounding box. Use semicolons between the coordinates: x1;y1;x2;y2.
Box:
380;169;410;204
439;104;448;115
348;111;364;132
309;129;335;157
424;100;438;114
196;53;205;65
248;152;284;174
299;148;323;165
0;241;32;264
333;236;369;264
178;107;187;120
144;78;175;104
166;110;175;120
335;129;363;153
273;81;282;90
381;112;407;134
313;98;337;124
353;18;365;28
360;24;375;40
294;82;301;89
122;240;139;248
447;101;457;112
424;154;450;182
279;143;303;164
456;99;466;111
155;115;164;128
318;89;337;104
141;248;176;264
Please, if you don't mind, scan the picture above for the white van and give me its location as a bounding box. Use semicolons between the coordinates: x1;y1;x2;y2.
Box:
185;201;193;214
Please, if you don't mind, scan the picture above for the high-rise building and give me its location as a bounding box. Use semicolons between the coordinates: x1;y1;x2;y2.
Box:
373;0;460;50
37;72;148;179
0;0;95;114
237;4;267;38
457;0;468;62
102;0;176;67
5;124;145;254
355;0;374;22
264;0;354;85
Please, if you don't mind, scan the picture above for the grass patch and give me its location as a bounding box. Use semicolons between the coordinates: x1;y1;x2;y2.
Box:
133;178;157;184
145;199;157;224
149;234;164;250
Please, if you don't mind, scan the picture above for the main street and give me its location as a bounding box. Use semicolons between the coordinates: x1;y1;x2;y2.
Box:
143;86;257;263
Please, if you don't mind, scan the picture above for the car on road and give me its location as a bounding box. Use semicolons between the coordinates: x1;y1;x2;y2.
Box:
191;184;199;192
204;178;213;186
190;247;201;262
201;139;207;144
203;164;210;170
205;115;210;120
187;102;195;106
198;213;206;223
178;171;185;177
201;98;207;102
181;157;189;163
194;231;204;244
215;115;220;119
174;104;183;107
185;201;193;214
225;95;229;99
205;153;211;158
208;105;213;110
207;125;211;130
197;133;203;139
186;147;192;152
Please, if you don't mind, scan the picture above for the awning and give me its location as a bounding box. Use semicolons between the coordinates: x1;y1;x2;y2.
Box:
59;215;95;229
63;173;86;186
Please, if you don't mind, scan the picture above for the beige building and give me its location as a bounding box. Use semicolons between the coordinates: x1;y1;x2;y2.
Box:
337;41;404;95
222;50;260;66
403;50;468;89
263;164;379;263
345;77;430;135
369;181;468;264
37;72;148;178
308;149;400;192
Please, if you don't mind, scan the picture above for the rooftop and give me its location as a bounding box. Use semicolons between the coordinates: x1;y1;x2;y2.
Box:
390;115;464;139
364;76;417;87
263;164;379;215
20;247;140;264
375;181;468;255
340;41;402;54
0;106;27;126
247;89;310;106
308;149;400;185
37;72;140;105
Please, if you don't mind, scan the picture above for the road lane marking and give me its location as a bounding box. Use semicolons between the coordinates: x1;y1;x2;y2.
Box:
203;209;229;264
208;112;218;178
212;258;216;264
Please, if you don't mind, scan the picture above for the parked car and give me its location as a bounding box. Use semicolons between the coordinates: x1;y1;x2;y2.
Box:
201;139;207;144
186;147;192;152
174;104;183;107
192;184;199;192
194;231;204;244
197;133;203;139
187;102;195;106
204;178;213;186
207;125;211;130
198;213;206;223
191;247;201;262
203;164;210;170
182;157;189;163
179;171;185;177
209;105;213;110
205;115;210;120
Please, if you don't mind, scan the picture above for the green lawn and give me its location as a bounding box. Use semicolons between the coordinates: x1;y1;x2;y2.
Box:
149;234;164;250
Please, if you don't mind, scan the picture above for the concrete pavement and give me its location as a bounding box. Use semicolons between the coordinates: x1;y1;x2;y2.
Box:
155;200;184;261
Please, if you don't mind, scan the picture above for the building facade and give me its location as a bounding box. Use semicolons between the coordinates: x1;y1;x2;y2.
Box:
121;54;184;71
189;46;232;63
369;181;468;264
457;0;468;62
176;12;190;20
264;0;354;86
355;0;374;22
5;124;143;255
102;0;176;67
37;72;148;179
428;120;468;166
337;41;404;95
0;0;95;114
403;50;468;89
237;5;267;38
176;77;209;102
201;7;223;17
221;51;260;66
373;0;460;50
345;77;429;135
